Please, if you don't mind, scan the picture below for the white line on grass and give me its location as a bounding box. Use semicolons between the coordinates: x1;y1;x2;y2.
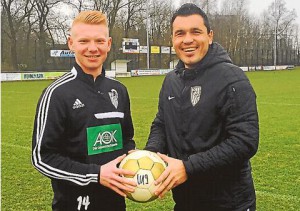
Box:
256;190;300;202
2;143;31;151
2;91;31;94
259;102;300;106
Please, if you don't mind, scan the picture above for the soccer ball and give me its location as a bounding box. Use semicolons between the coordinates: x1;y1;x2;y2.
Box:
119;150;167;203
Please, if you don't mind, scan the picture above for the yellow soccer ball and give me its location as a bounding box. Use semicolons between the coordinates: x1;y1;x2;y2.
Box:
119;150;167;203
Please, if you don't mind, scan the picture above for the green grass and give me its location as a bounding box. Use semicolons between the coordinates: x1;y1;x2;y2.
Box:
1;68;300;210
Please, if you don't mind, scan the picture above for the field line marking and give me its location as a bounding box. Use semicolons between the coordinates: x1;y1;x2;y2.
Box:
2;91;32;94
19;115;34;118
2;143;31;151
2;115;33;118
256;190;300;202
259;102;300;106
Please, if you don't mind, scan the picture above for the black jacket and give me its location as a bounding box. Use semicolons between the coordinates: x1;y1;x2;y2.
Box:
145;43;259;210
32;63;135;210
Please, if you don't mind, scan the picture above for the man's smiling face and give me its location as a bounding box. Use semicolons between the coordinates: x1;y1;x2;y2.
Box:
172;14;213;69
68;23;112;75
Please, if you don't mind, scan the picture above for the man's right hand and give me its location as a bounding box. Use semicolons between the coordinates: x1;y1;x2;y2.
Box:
99;154;137;197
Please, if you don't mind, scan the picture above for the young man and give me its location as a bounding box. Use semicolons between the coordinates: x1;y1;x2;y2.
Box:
32;11;136;211
145;4;259;211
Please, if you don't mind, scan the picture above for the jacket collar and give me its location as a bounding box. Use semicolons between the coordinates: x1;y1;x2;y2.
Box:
175;42;232;80
74;62;106;83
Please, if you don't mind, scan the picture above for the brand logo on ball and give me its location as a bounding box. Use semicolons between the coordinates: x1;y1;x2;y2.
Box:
86;124;123;155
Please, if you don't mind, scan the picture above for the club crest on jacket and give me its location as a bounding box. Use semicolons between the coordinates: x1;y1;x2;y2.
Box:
109;89;118;109
191;86;201;106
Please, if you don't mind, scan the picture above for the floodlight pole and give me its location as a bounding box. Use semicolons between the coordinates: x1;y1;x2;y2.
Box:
273;1;277;70
274;26;277;69
146;0;150;69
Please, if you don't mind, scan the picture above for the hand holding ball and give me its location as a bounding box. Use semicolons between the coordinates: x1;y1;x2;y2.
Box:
119;150;167;203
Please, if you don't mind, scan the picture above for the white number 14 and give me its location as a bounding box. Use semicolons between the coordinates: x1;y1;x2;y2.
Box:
77;195;90;210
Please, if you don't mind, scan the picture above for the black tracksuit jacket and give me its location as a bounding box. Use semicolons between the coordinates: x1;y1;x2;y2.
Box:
145;42;259;211
32;63;135;211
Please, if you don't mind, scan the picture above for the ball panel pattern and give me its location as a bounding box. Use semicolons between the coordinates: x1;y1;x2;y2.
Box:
138;156;154;170
151;162;165;180
119;150;167;203
122;159;139;178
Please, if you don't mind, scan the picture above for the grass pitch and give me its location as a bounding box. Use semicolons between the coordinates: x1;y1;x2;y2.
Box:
1;68;300;210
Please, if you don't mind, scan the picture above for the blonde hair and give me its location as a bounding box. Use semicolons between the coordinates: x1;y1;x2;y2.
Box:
72;11;108;27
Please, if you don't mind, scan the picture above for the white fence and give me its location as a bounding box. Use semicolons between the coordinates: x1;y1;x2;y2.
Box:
1;65;295;81
1;71;116;82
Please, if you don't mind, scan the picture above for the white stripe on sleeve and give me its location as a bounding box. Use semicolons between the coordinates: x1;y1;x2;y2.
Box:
32;69;99;186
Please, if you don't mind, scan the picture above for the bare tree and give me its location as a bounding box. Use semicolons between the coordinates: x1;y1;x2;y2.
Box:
264;0;296;66
123;0;146;38
217;0;251;61
92;0;127;35
64;0;91;13
32;0;61;70
1;0;299;71
1;0;35;71
179;0;219;15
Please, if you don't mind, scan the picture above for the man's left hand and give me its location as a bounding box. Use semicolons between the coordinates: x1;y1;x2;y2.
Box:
154;153;188;198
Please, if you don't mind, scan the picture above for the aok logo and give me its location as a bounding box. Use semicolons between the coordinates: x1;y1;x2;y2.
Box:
87;123;123;155
94;130;117;146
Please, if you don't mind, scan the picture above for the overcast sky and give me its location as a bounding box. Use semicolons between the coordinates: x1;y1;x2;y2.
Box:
175;0;300;24
247;0;300;24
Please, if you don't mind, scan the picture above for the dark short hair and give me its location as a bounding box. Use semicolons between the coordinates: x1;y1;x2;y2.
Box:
171;3;211;33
